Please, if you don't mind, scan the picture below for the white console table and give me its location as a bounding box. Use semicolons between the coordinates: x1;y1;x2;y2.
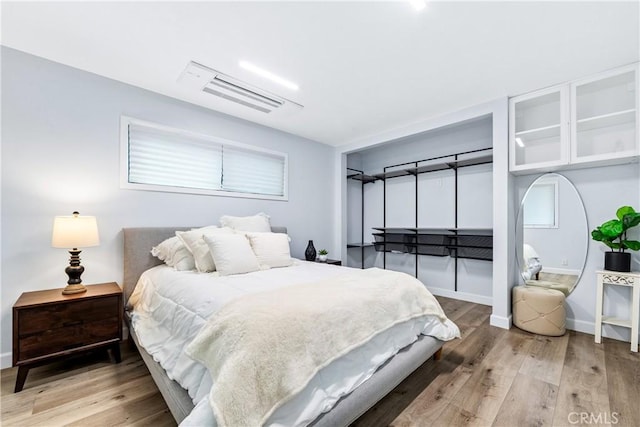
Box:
595;270;639;352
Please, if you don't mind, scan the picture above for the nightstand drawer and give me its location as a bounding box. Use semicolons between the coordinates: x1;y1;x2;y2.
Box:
17;316;120;361
18;296;119;335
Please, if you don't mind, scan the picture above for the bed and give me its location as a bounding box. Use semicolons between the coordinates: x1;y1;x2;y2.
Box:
123;226;459;426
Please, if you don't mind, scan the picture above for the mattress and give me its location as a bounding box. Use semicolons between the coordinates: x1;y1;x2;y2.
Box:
129;260;459;426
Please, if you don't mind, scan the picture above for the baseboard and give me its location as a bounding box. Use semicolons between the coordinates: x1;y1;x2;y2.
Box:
566;317;593;335
426;287;492;306
490;314;512;330
1;351;11;370
543;267;581;276
567;317;639;344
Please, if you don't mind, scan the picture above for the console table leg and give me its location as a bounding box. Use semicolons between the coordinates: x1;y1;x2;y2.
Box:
595;275;604;344
14;366;29;393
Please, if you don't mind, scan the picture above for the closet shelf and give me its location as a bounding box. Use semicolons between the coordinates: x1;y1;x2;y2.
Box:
447;154;493;169
373;227;492;234
405;164;451;175
371;227;493;261
373;169;412;180
347;173;378;184
346;242;374;248
369;150;493;181
373;227;415;233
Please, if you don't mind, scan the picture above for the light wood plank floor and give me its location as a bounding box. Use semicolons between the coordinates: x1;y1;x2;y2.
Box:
1;297;638;426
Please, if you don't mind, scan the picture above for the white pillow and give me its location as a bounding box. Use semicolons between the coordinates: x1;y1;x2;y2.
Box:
176;226;233;272
203;234;260;276
219;212;271;232
245;232;293;268
151;236;195;271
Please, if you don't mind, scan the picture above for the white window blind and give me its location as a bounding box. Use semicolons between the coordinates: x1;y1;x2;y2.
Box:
128;123;223;191
122;117;288;200
222;146;286;196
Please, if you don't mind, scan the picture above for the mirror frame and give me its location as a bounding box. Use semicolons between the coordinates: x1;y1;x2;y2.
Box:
515;173;589;294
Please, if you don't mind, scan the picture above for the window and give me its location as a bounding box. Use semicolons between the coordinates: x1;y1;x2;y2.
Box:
121;117;288;200
523;179;558;228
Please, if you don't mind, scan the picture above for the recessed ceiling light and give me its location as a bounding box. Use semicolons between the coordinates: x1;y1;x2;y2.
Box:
409;0;427;11
515;137;525;148
239;61;299;91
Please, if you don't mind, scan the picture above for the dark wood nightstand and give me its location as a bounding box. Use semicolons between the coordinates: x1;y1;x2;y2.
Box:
12;282;123;392
317;259;342;266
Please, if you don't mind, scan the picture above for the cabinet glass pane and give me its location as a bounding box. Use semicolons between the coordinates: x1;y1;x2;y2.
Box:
514;92;561;133
576;71;635;119
514;91;563;167
514;126;562;166
575;70;636;159
575;113;636;158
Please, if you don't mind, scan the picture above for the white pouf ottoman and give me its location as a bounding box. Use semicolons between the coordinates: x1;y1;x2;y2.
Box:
512;285;566;336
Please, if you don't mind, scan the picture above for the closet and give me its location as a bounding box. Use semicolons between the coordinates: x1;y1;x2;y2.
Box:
346;117;494;303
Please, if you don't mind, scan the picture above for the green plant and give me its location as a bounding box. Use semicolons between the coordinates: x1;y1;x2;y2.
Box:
318;249;328;255
591;206;640;252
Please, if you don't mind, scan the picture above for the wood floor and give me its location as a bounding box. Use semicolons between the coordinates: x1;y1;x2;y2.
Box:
1;297;638;426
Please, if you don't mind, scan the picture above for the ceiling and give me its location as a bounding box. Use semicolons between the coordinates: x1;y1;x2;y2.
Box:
1;1;638;147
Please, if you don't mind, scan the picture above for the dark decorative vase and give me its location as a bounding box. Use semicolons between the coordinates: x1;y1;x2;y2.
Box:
305;240;317;261
604;252;631;272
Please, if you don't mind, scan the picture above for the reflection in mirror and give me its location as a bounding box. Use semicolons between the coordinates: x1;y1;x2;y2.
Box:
516;173;588;295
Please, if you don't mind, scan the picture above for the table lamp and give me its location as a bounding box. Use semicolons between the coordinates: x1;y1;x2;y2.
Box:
52;211;100;295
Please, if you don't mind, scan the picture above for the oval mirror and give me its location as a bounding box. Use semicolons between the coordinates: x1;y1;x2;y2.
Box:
515;173;588;295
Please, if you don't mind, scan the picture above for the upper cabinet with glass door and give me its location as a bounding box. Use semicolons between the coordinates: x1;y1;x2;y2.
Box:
509;85;569;172
571;65;638;164
509;63;639;174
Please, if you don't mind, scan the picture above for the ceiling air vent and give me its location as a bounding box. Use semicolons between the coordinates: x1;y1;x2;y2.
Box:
178;61;302;115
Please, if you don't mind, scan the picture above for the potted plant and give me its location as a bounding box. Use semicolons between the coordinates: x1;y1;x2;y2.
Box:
591;206;640;272
318;249;328;262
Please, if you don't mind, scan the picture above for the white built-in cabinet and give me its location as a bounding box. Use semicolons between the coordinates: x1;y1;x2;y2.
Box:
510;63;639;173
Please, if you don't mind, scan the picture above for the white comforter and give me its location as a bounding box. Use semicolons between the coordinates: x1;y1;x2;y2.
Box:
129;261;459;426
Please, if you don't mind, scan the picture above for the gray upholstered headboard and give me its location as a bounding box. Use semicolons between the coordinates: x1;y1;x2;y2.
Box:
122;226;287;306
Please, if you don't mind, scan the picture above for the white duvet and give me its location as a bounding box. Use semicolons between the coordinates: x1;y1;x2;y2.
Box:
129;260;460;426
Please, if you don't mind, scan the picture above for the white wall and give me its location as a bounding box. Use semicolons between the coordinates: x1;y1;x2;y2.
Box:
0;47;336;367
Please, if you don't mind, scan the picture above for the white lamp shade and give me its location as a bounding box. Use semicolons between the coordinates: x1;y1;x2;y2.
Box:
52;214;100;248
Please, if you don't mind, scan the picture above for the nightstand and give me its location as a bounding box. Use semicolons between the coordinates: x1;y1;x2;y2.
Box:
12;282;123;392
317;259;342;266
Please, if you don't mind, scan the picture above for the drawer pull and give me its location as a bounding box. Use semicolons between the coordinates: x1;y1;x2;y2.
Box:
63;320;83;327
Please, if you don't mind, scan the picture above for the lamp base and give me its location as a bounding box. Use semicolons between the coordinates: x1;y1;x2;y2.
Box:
62;284;87;295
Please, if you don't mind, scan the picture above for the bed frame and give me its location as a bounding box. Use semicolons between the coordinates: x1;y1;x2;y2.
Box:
122;227;444;426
